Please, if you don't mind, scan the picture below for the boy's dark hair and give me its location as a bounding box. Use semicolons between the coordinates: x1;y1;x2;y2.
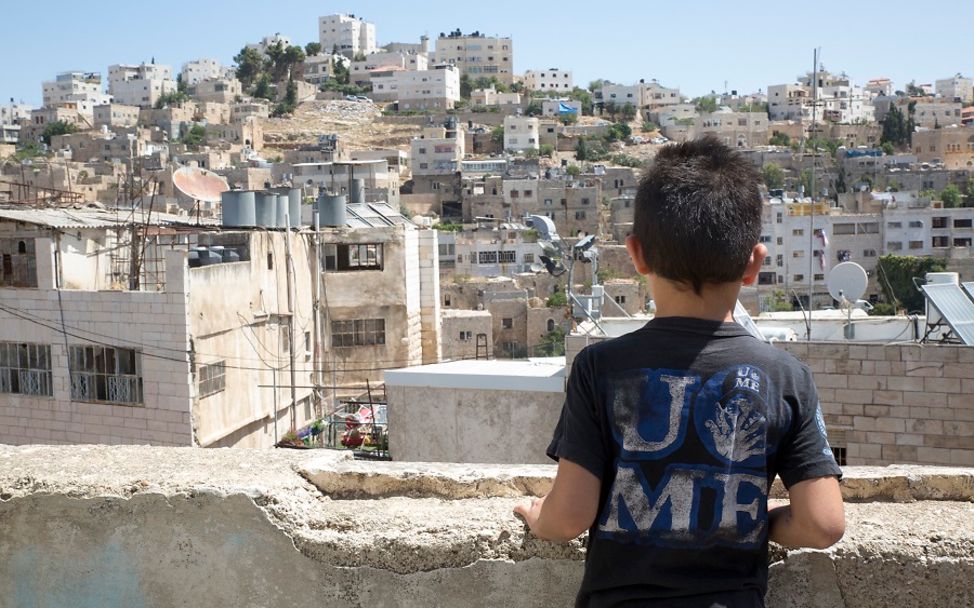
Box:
632;136;762;294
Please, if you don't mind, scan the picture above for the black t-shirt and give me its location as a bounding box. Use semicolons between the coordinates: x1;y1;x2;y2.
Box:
547;317;842;608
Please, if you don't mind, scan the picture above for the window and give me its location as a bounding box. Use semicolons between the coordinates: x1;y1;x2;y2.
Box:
502;318;513;329
198;361;226;398
932;236;949;248
776;213;783;224
908;241;923;250
933;217;948;229
792;250;805;258
69;346;142;405
954;238;972;247
909;220;923;228
575;210;586;220
332;319;386;347
887;241;904;251
833;223;856;235
831;446;847;466
887;221;902;229
581;198;590;205
478;251;498;264
614;295;626;304
304;331;312;361
792;229;804;237
498;250;516;263
759;235;771;244
0;342;52;397
523;253;534;264
814;274;824;281
776;237;784;246
267;252;273;270
0;238;37;288
954;219;973;229
544;198;552;206
459;331;472;341
863;249;877;257
776;254;784;267
323;243;383;271
793;274;804;282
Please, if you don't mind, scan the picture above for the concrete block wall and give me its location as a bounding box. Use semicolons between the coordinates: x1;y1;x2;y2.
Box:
779;342;974;467
417;229;442;364
566;335;974;467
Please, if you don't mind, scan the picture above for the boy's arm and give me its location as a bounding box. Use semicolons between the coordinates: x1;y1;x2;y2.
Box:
769;475;845;549
514;457;601;542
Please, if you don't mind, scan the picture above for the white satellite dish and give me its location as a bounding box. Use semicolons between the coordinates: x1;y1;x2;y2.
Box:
827;262;868;303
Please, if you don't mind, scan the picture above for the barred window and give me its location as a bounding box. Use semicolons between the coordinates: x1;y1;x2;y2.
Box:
69;345;142;405
198;361;226;398
0;238;37;288
478;251;498;264
323;243;383;271
332;319;386;347
0;342;53;397
498;250;516;263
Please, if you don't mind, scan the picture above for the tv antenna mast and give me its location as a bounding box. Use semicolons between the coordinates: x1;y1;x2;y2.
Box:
806;47;821;341
827;262;869;339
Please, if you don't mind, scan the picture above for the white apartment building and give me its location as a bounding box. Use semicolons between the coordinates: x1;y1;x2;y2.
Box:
653;103;698;127
108;63;176;108
642;81;681;107
434;31;514;85
371;65;461;111
1;101;34;126
523;69;573;92
451;224;542;277
865;78;894;97
411;120;465;176
246;34;293;57
909;101;964;128
504;116;540;152
601;84;642;107
470;88;522;107
770;71;873;124
319;14;376;58
935;75;973;104
181;59;223;87
350;51;428;85
41;72;113;119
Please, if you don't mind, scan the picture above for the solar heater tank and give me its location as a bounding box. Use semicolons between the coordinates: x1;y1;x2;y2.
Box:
221;190;256;227
925;272;960;326
318;193;347;228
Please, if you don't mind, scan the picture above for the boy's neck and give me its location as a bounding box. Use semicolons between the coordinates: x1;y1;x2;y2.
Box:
650;276;740;323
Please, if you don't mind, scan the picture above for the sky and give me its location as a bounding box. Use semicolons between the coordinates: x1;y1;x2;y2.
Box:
2;0;973;106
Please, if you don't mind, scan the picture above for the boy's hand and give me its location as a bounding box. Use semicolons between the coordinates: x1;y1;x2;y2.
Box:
514;495;546;533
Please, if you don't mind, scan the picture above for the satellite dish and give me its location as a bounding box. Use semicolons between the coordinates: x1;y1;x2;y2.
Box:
173;166;229;203
529;263;544;273
827;262;868;303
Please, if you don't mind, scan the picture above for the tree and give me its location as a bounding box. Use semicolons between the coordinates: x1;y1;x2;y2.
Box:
524;148;540;159
353;51;368;62
641;121;657;133
331;58;350;85
490;125;505;145
534;326;566;357
181;124;207;149
568;87;593;115
176;74;188;94
588;79;607;93
305;42;322;57
799;169;814;197
546;291;567;308
876;255;947;313
881;141;895;155
769;132;790;147
459;74;472;99
761;163;784;190
566;164;581;177
539;144;555;158
252;76;275;101
233;46;265;89
272;78;299;117
694;96;718;113
154;91;189;109
575;137;590;161
525;101;543;117
41;120;78;145
560;111;578;126
941;184;962;208
881;104;908;148
620;102;637;122
603;100;618;120
606;122;632;142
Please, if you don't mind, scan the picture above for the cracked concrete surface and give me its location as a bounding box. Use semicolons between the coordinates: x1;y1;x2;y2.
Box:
1;446;972;607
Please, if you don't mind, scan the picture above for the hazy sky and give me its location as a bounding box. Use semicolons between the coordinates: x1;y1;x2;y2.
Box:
3;0;972;105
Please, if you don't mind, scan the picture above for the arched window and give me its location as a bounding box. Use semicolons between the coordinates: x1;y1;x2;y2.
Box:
546;319;555;333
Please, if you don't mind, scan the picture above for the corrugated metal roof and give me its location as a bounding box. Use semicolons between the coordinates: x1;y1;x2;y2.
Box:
0;206;218;230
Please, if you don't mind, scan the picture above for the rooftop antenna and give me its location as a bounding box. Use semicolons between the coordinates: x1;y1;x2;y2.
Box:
806;47;820;341
827;262;868;339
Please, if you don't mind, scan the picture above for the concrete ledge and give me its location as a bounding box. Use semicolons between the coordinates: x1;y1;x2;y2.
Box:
1;446;973;607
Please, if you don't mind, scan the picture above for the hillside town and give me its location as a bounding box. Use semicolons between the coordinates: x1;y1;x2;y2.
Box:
0;12;972;471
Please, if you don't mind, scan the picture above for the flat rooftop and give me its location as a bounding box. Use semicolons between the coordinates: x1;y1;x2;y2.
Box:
385;357;565;392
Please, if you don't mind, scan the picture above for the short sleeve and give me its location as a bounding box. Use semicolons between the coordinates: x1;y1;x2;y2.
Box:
546;347;607;479
776;365;843;489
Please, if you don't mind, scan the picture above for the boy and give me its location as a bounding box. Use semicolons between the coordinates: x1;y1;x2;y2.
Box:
515;138;844;608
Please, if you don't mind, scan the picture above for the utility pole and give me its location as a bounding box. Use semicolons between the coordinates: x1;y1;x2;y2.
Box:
283;212;298;433
807;47;820;341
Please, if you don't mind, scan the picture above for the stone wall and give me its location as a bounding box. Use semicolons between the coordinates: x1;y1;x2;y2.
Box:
565;337;974;468
0;446;971;608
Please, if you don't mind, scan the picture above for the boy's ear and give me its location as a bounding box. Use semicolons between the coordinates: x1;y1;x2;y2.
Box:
625;235;651;276
742;244;768;286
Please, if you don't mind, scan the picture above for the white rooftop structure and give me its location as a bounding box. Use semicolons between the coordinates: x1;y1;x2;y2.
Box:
385;358;565;392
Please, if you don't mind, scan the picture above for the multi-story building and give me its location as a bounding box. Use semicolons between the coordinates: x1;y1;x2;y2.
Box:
92;104;140;129
906;101;964;128
434;30;514;85
912;125;974;168
108;63;177;108
865;78;894;97
411;119;465;176
181;59;223;87
349;51;428;86
768;84;812;122
694;110;769;148
935;75;973;104
770;71;874;124
523;69;572;92
370;65;461;111
641;81;682;107
0;203;440;448
318;14;376;58
1;101;33;129
191;78;243;104
470;88;522;107
292;159;399;207
439;309;492;361
503;116;539;153
41;72;113;120
600;84;642;108
450;222;542;277
302;54;342;86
